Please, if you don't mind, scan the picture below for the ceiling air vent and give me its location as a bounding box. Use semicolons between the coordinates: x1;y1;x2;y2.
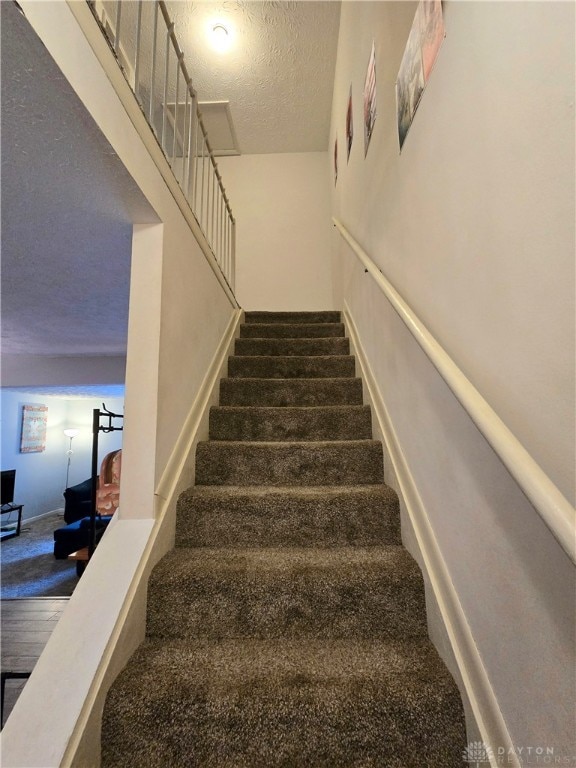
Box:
166;100;241;158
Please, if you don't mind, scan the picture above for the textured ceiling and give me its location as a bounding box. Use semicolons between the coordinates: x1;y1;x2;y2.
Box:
1;384;126;400
1;1;157;362
164;1;341;154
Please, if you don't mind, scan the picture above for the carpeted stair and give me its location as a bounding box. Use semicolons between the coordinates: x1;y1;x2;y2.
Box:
102;311;466;767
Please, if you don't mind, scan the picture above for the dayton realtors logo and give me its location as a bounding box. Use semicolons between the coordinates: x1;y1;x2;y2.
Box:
463;742;494;766
463;742;574;766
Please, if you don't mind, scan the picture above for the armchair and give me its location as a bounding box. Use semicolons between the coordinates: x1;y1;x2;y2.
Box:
54;449;122;560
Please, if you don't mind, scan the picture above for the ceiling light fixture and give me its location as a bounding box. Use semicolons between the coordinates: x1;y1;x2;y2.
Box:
210;23;231;53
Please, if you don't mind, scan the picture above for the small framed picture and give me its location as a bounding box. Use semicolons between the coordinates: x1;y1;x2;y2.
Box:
20;405;48;453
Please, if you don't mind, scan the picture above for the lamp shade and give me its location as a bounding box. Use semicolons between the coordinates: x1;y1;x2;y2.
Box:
63;429;80;439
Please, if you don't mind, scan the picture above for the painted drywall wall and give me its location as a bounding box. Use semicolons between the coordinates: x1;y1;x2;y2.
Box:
0;390;123;521
218;153;335;311
330;0;575;758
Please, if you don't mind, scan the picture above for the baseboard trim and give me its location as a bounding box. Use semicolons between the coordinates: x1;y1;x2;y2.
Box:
343;303;518;768
20;508;65;524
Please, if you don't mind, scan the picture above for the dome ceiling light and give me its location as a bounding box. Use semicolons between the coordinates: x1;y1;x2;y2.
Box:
210;23;231;53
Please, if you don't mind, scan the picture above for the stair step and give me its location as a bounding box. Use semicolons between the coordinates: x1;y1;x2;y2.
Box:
209;405;372;441
245;310;341;324
220;377;363;406
235;337;350;357
239;322;345;339
102;638;466;768
195;440;384;486
228;355;356;379
176;485;401;548
147;547;426;641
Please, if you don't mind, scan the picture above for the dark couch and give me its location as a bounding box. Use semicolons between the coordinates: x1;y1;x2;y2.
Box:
63;477;94;525
53;515;112;560
55;476;110;560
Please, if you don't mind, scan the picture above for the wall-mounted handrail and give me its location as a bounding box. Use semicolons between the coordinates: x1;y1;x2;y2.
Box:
88;0;235;292
333;216;576;564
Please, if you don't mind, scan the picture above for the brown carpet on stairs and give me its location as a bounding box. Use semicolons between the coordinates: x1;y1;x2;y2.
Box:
101;310;467;767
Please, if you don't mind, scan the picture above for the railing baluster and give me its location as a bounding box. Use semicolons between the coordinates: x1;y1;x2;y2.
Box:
181;87;190;192
206;153;212;243
133;1;143;103
114;0;122;55
211;164;216;250
172;54;183;169
225;216;229;281
193;113;200;215
161;24;173;154
149;1;159;128
219;193;224;270
200;139;206;234
204;150;209;236
188;92;197;204
231;221;236;290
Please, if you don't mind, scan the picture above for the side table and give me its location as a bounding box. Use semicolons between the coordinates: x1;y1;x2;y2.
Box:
1;503;23;541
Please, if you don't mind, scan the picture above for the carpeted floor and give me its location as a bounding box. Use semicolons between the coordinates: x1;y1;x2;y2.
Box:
1;512;79;598
101;311;467;767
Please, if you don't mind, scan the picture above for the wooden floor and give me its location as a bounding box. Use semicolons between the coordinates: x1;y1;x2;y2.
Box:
1;597;69;726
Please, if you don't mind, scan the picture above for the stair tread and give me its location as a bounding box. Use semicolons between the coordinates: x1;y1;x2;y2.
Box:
239;323;345;338
176;484;401;548
209;405;372;442
102;638;465;768
244;310;342;323
195;440;384;486
181;483;394;498
107;635;459;685
211;403;368;410
235;338;350;356
147;545;426;641
154;544;416;572
198;438;381;447
223;376;359;382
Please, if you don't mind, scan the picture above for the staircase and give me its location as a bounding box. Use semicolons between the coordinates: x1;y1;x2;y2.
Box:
102;311;466;767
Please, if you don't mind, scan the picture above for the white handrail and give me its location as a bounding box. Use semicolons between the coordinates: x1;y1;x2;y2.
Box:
333;216;576;564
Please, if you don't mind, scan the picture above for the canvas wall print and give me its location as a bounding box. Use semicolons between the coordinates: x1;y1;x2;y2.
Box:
334;137;338;185
420;0;445;82
396;0;445;151
20;404;48;453
363;42;377;156
346;85;353;161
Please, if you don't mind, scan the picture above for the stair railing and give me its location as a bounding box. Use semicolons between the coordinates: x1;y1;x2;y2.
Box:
87;0;236;291
333;216;576;565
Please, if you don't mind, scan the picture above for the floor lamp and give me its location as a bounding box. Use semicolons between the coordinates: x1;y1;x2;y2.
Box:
64;429;80;490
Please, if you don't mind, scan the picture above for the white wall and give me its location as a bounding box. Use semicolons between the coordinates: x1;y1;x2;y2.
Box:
330;0;575;758
218;152;335;311
0;390;123;520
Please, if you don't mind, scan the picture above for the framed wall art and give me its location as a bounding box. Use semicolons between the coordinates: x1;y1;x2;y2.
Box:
346;85;354;161
363;42;377;156
396;0;445;150
20;404;48;453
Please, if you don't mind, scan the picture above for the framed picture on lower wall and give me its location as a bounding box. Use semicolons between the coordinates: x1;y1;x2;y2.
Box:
20;404;48;453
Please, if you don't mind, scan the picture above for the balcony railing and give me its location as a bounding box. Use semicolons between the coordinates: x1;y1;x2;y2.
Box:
88;0;235;290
